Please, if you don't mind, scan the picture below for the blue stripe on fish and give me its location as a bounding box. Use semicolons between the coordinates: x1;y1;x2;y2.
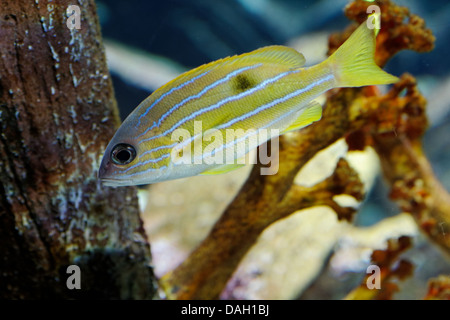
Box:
139;142;178;159
135;64;262;141
136;69;212;127
122;153;171;174
139;69;298;147
216;73;334;129
187;73;333;162
124;165;168;178
206;75;333;160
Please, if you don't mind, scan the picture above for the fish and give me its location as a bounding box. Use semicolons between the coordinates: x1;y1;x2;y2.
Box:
98;21;398;186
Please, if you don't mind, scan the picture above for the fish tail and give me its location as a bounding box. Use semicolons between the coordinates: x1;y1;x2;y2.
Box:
327;21;399;87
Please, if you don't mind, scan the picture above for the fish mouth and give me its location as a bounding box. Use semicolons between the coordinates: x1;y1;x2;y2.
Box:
100;178;135;187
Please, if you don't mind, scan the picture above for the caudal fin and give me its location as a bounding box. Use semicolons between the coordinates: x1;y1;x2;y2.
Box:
327;21;399;87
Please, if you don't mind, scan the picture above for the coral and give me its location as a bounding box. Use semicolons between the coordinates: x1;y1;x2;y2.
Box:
424;275;450;300
345;236;414;300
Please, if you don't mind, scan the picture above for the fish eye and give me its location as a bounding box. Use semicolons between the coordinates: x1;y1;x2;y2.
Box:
111;143;136;165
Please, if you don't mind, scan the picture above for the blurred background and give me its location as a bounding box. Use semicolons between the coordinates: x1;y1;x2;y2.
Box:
97;0;450;299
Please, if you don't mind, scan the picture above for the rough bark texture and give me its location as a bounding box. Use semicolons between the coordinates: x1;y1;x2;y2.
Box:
0;0;156;299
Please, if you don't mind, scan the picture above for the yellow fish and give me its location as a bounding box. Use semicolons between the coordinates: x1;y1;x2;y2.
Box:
99;21;398;186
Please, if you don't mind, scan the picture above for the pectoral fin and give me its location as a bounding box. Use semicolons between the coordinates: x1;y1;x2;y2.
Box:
282;100;323;133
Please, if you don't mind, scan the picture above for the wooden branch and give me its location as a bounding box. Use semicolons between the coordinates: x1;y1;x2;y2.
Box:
0;0;155;298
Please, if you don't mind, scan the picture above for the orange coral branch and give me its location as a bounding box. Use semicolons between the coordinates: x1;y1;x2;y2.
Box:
328;0;450;254
369;75;450;255
344;0;435;66
345;236;413;300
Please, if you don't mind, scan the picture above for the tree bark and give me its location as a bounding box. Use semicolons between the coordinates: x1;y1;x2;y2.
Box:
0;0;156;299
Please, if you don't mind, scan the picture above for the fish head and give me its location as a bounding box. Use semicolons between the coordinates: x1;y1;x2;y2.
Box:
98;121;172;187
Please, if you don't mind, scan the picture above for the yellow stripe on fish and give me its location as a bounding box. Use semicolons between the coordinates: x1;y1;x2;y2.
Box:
99;21;398;186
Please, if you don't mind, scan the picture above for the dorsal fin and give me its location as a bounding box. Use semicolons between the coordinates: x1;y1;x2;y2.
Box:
151;46;305;99
231;45;306;69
